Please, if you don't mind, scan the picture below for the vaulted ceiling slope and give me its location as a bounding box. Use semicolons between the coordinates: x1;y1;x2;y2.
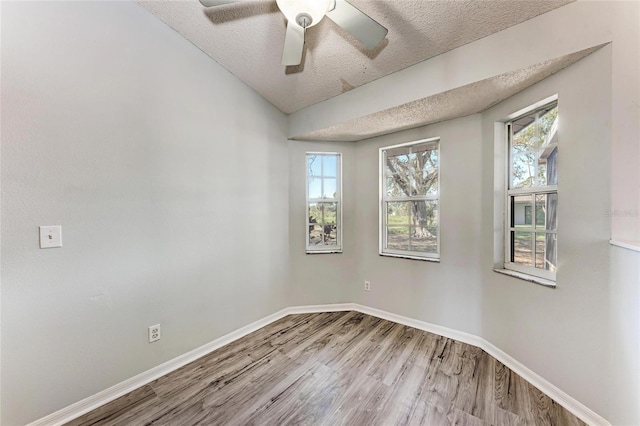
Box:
292;46;601;142
138;0;572;114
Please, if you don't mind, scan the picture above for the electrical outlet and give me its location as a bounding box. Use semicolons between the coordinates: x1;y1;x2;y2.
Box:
364;281;371;291
148;324;161;343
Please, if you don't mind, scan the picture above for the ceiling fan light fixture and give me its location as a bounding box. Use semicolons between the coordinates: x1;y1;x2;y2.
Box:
275;0;332;28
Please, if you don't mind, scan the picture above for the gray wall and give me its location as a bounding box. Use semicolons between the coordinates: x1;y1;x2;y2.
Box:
608;246;640;425
1;2;289;425
480;47;611;419
352;116;484;336
287;141;356;306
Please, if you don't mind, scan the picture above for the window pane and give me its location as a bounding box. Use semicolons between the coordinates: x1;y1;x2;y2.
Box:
308;177;322;199
524;205;532;225
387;227;410;250
511;111;538;153
308;203;320;224
512;195;533;228
425;149;438;171
425;172;438;195
307;153;341;252
381;140;440;258
538;105;558;145
541;147;558;185
410;169;438;196
386;154;410;175
386;175;406;197
323;203;337;225
323;225;337;246
410;201;438;227
511;153;536;188
536;233;557;271
323;178;336;198
387;202;409;225
506;102;558;277
323;155;338;177
535;233;545;269
536;193;557;231
512;231;533;266
309;224;323;246
411;226;437;253
308;155;321;177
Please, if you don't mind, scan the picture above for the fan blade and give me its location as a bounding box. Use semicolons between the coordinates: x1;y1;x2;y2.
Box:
199;0;245;7
326;0;387;50
282;21;305;66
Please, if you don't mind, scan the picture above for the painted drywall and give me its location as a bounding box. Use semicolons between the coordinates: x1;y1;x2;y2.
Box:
1;2;288;425
352;115;484;337
287;141;357;305
608;246;640;425
609;1;640;243
480;47;611;419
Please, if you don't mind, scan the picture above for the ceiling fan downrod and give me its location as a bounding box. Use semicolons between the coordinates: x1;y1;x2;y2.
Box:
295;12;312;28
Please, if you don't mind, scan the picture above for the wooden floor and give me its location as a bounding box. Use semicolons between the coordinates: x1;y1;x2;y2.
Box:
66;312;586;426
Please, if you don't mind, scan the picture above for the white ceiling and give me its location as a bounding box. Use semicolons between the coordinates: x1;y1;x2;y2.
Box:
139;0;573;115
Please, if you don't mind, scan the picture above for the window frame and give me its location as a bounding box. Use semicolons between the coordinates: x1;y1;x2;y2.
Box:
503;96;558;282
379;137;441;261
305;152;342;254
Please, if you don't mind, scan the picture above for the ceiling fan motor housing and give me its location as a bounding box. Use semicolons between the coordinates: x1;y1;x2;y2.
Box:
276;0;333;28
295;13;313;28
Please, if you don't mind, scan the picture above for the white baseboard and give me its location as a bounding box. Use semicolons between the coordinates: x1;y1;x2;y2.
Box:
27;307;294;426
349;304;610;426
28;303;610;426
286;302;357;314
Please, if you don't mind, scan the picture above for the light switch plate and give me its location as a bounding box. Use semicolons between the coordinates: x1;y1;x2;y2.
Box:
39;226;62;249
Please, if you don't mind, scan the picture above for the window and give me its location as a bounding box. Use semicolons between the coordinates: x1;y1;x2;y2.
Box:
380;138;440;260
505;100;558;281
306;153;342;253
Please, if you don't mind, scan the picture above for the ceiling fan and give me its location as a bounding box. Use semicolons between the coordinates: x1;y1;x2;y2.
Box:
199;0;388;66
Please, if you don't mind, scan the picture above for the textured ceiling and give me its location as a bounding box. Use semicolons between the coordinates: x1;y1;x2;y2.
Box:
139;0;572;114
292;46;601;141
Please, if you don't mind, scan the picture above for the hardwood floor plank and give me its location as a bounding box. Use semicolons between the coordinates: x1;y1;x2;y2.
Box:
405;400;450;426
320;370;383;425
64;385;159;426
376;364;432;426
494;406;530;426
65;312;588;426
243;362;336;426
470;351;496;423
447;407;492;426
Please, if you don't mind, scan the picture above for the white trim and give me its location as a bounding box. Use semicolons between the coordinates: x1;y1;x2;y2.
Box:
350;304;608;426
306;152;343;252
494;268;556;288
286;303;357;315
609;239;640;253
379;138;441;260
505;93;559;121
379;252;441;262
28;303;609;426
26;307;293;426
352;304;482;348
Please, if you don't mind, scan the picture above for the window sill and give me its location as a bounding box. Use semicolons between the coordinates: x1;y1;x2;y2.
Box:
493;268;556;288
380;253;440;262
306;250;342;255
609;240;640;253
